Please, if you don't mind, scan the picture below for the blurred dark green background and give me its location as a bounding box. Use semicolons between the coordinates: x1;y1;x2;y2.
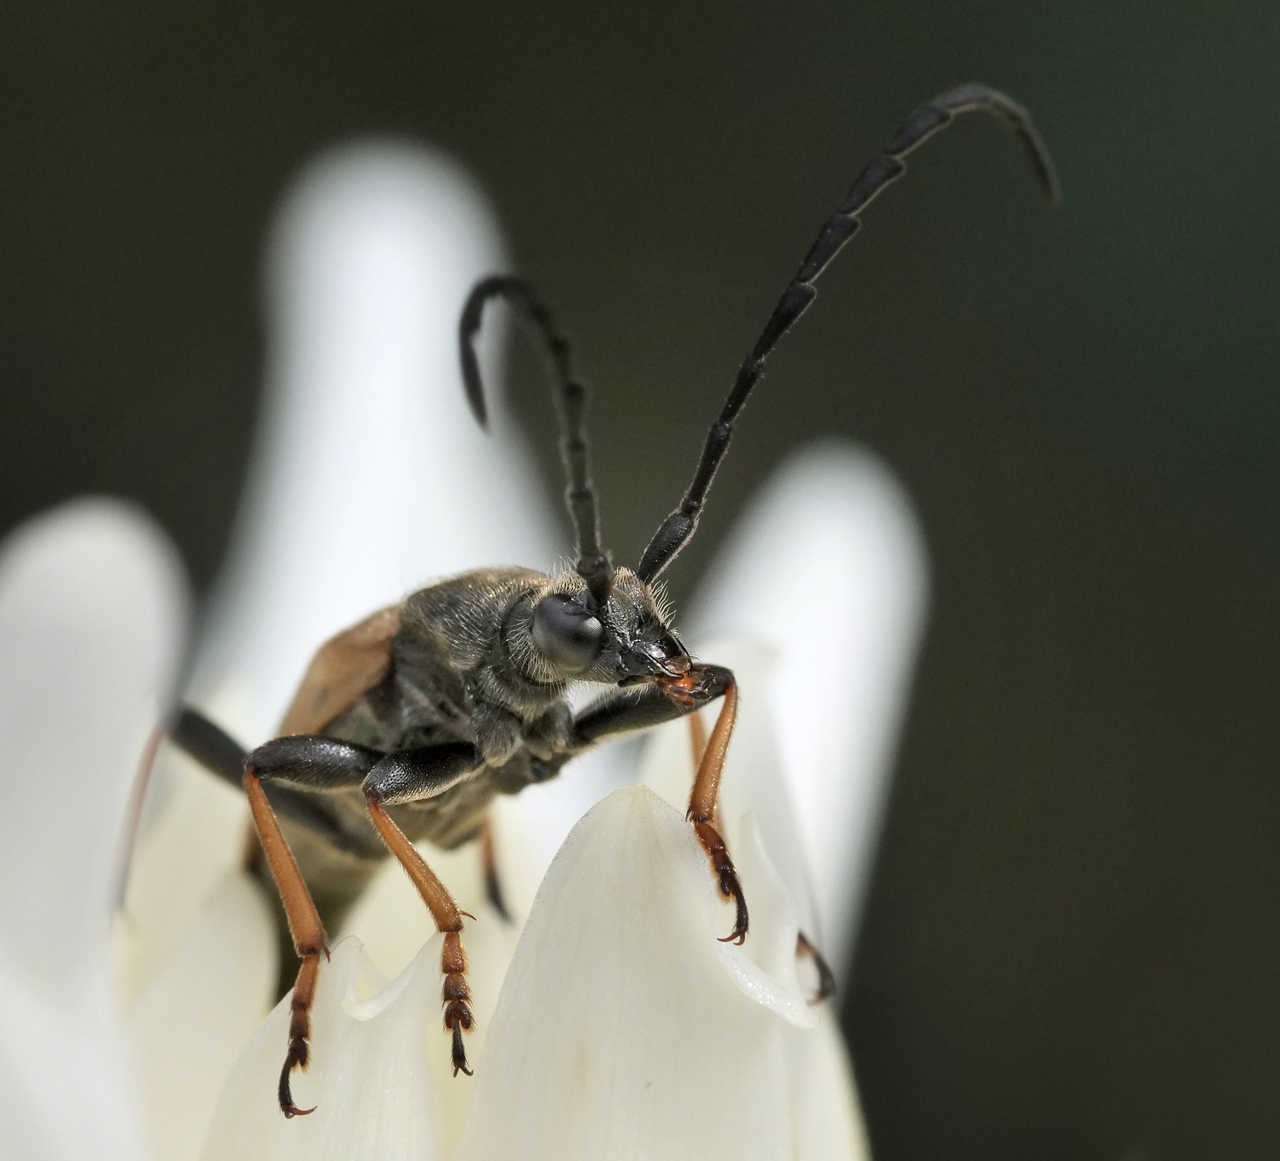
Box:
3;3;1279;1157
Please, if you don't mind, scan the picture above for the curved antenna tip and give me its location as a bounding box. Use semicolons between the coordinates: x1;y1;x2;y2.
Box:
634;81;1060;582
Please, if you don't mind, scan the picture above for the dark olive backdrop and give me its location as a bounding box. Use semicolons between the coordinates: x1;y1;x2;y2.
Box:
4;3;1279;1158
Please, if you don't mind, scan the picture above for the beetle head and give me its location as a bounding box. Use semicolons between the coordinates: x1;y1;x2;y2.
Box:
514;567;688;687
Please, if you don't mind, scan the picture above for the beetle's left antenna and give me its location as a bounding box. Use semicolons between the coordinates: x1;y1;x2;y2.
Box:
459;276;612;603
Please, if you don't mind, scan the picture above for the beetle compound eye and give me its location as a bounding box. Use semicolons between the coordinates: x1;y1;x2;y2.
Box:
532;593;603;673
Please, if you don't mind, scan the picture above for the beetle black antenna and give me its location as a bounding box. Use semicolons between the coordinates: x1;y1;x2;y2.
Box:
635;81;1060;582
459;275;612;602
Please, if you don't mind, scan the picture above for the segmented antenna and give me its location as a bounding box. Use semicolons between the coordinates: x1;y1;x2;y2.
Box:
635;82;1060;583
458;276;612;603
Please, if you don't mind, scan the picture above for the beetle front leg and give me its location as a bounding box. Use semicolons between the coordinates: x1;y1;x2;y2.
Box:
682;678;749;945
570;663;734;746
571;664;749;944
686;691;833;994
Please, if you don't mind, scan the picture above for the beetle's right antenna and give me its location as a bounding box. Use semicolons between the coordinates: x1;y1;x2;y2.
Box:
459;276;613;603
635;81;1060;583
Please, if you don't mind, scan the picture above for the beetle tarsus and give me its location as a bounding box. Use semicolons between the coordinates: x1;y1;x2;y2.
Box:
443;930;475;1076
276;950;322;1116
449;1021;474;1077
691;817;750;945
278;1053;316;1118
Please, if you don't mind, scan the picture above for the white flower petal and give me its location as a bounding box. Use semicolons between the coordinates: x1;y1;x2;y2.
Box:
0;499;189;1161
116;744;261;1008
191;141;558;742
454;785;849;1161
689;439;928;974
0;955;138;1161
123;872;276;1161
785;1010;871;1161
202;938;446;1161
0;499;188;976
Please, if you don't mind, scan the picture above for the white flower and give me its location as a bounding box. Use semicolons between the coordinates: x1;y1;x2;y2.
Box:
0;499;187;1161
199;638;876;1161
0;139;927;1161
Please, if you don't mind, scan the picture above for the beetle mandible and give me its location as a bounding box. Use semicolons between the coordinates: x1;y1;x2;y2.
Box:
164;82;1058;1117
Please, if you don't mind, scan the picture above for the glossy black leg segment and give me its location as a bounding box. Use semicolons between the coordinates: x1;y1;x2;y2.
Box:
636;82;1059;583
170;706;247;786
249;735;383;790
570;664;734;748
168;707;368;857
249;734;481;807
361;744;480;806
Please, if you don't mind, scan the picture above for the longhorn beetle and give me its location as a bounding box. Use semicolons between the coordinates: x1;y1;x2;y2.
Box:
164;82;1058;1117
